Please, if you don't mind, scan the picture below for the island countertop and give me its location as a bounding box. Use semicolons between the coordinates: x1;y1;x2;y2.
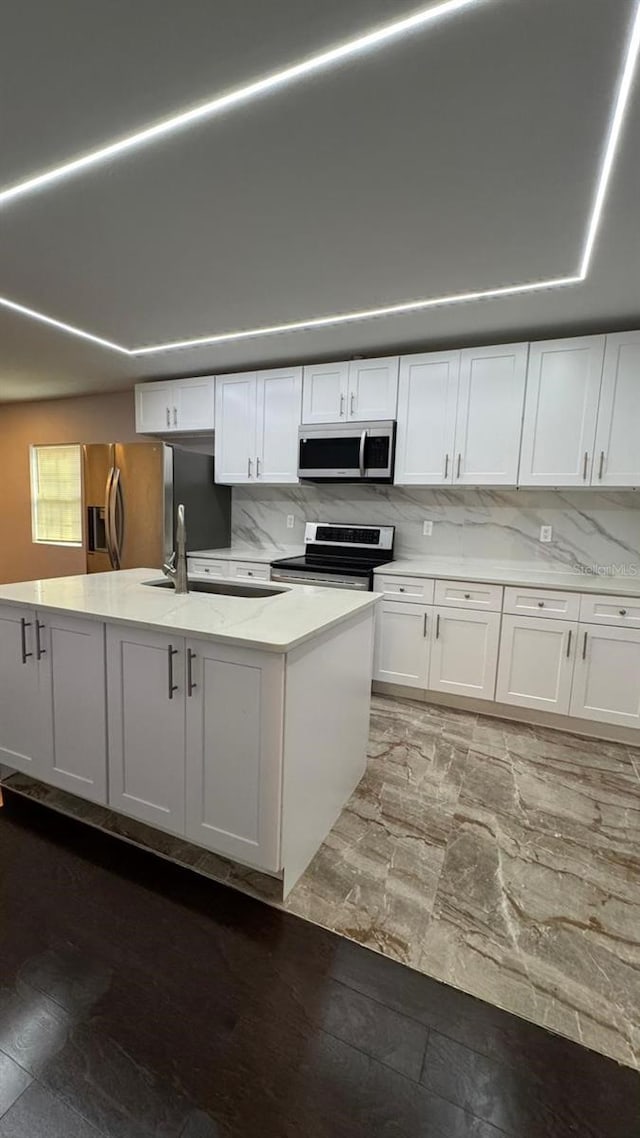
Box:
0;568;378;652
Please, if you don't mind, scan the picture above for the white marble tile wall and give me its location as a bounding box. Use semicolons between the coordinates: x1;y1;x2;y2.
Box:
231;485;640;575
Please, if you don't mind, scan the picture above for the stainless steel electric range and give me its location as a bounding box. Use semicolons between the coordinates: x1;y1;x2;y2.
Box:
271;522;395;591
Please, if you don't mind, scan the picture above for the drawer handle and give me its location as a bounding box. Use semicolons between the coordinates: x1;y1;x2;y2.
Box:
619;609;627;616
398;586;405;593
538;601;544;608
247;570;253;576
464;593;471;600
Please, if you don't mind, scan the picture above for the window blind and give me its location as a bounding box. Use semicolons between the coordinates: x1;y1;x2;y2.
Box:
30;444;82;545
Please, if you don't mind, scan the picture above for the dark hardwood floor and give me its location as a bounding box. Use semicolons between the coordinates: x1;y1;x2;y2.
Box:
0;792;637;1138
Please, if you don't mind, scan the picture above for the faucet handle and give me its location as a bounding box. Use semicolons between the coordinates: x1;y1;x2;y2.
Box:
162;552;177;579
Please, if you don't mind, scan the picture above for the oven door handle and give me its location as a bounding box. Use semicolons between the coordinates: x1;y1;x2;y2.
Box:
358;430;367;477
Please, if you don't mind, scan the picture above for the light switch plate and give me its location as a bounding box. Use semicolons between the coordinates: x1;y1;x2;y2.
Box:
539;525;553;543
423;521;433;536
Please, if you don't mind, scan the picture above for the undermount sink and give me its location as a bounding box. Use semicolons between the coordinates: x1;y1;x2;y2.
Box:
142;578;288;598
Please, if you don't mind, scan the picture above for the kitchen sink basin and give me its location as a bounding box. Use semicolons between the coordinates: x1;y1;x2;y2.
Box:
142;578;287;598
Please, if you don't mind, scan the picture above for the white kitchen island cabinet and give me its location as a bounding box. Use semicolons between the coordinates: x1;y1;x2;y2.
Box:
0;604;106;801
0;569;376;896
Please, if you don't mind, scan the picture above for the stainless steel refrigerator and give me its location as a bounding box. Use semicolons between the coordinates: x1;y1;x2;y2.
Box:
83;442;231;573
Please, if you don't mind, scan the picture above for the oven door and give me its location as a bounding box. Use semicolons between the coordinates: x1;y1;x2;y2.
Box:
270;568;371;590
297;421;395;482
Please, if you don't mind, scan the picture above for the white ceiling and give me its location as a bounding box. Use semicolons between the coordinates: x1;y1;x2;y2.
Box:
1;0;639;401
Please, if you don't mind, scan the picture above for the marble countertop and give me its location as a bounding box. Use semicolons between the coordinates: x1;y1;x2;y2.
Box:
188;545;305;564
374;556;640;597
0;569;377;652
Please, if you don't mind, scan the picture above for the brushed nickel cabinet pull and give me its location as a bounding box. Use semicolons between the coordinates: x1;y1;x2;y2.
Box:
256;456;261;477
423;612;428;637
247;456;252;478
350;392;356;415
444;454;449;479
436;613;441;639
339;393;345;417
566;629;572;658
538;601;544;607
619;609;627;616
599;451;605;480
187;648;197;697
166;407;170;428
20;618;32;664
35;621;46;660
173;407;178;427
456;453;462;479
582;630;588;660
168;645;179;700
583;451;589;481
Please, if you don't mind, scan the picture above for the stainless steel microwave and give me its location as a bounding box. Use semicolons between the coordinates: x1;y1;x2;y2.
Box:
297;420;396;482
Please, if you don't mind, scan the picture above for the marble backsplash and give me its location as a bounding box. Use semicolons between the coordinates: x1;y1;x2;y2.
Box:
231;485;640;576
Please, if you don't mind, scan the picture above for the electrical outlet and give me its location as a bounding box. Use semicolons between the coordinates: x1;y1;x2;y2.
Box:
422;520;433;537
286;514;295;530
539;525;553;543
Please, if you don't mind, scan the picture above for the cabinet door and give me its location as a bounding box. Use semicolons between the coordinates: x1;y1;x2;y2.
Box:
135;382;171;434
0;605;50;777
496;614;576;713
301;363;349;424
373;601;430;688
347;357;399;421
185;640;283;872
429;608;500;700
38;613;107;804
454;344;527;485
394;352;459;485
570;624;640;727
519;336;604;486
214;373;257;484
256;367;302;484
107;626;186;834
173;376;215;432
593;332;640;487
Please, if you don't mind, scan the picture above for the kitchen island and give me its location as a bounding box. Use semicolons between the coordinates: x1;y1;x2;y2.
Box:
0;569;377;896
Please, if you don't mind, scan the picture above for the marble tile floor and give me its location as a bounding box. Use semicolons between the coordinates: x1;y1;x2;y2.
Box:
285;695;640;1070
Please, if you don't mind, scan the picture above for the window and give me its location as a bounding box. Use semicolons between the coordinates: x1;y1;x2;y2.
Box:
30;444;82;545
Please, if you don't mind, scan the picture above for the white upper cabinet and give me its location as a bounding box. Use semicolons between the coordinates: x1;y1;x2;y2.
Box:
301;357;398;424
394;351;460;485
255;368;302;484
135;377;215;434
215;373;257;484
215;367;301;484
302;362;349;423
454;344;528;485
518;336;605;487
592;331;640;487
346;357;399;421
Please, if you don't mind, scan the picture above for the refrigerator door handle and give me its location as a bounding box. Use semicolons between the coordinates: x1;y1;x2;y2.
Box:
104;467;117;568
110;467;123;570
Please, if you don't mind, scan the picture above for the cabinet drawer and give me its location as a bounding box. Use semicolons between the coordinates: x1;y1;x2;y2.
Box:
579;594;640;628
187;558;228;579
229;561;270;582
375;575;435;604
434;579;502;611
503;586;579;621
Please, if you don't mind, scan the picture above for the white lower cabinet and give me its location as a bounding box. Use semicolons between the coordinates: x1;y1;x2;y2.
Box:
496;614;577;713
373;601;430;688
40;613;107;803
107;625;187;834
0;605;106;797
570;624;640;727
0;604;51;777
429;608;500;701
185;640;282;871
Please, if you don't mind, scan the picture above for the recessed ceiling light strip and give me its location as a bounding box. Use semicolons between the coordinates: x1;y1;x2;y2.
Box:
0;295;129;354
130;275;582;355
0;0;484;208
579;0;640;277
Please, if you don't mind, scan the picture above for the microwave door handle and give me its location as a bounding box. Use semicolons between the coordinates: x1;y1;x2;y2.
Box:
359;430;367;477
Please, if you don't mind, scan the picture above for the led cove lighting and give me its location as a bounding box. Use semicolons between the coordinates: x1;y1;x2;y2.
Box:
1;0;639;357
0;0;484;208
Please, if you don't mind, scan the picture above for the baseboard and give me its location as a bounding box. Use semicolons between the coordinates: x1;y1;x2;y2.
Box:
371;681;640;746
